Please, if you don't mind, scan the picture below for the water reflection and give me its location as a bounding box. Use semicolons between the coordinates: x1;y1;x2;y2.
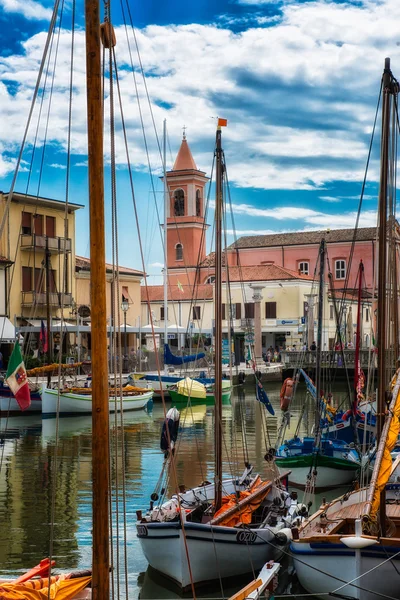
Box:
0;382;350;597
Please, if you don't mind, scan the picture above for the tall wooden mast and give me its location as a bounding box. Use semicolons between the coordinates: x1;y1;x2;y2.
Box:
85;0;110;597
214;125;223;512
313;239;325;447
377;57;392;536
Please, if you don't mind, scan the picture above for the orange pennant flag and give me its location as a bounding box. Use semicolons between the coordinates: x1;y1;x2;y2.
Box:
218;118;228;127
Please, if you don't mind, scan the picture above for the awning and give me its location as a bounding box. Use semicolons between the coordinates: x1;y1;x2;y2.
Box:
0;317;16;343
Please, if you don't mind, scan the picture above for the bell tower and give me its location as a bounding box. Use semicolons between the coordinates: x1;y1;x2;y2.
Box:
164;132;209;284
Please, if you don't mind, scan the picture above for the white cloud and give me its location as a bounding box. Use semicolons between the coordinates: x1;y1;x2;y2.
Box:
49;163;67;169
150;262;164;268
227;201;378;229
319;196;342;203
0;0;52;20
0;0;399;192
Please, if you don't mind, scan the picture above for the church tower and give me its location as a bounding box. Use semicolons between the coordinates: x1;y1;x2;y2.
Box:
165;133;209;285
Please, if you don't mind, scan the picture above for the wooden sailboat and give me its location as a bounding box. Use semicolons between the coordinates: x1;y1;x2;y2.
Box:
291;58;400;600
275;240;361;490
135;123;300;591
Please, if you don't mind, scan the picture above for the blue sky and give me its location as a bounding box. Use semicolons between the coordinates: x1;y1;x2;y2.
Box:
0;0;398;281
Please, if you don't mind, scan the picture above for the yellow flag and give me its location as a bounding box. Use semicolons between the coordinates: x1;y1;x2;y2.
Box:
177;280;184;293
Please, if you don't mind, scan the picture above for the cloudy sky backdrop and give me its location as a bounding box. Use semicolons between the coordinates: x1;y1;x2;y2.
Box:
0;0;398;278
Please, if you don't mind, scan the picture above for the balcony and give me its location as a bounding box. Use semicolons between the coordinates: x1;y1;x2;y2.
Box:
20;234;72;254
241;318;255;329
22;291;73;307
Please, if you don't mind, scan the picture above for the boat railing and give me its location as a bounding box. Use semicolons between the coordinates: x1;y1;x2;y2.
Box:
281;349;374;369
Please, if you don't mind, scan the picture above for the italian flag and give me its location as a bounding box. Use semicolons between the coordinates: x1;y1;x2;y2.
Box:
6;342;31;411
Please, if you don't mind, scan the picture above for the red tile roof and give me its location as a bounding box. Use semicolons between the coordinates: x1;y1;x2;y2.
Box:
76;255;143;276
222;265;314;282
172;138;198;171
228;227;376;249
141;284;213;302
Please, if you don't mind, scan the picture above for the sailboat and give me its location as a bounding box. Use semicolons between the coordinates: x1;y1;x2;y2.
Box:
275;240;361;490
291;58;400;600
135;123;301;590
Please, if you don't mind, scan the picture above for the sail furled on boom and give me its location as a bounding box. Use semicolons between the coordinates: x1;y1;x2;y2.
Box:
164;343;205;365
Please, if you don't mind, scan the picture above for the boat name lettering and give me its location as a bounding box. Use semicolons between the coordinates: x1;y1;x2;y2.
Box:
236;530;257;544
137;525;148;537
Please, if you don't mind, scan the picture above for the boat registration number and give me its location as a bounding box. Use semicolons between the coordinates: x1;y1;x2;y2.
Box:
137;525;148;537
236;530;257;544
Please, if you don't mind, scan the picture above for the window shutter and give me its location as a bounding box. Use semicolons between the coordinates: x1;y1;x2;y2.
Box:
22;267;32;292
46;216;56;237
235;303;241;319
34;214;43;235
265;302;276;318
245;303;255;318
222;303;226;320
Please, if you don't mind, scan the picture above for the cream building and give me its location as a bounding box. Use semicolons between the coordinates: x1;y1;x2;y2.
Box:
0;191;82;325
75;256;143;355
141;264;372;360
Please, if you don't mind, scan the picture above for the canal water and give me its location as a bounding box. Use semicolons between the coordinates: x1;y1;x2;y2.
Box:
0;381;351;598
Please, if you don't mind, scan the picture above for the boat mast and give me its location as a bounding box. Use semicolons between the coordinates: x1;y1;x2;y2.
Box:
377;57;393;536
353;260;363;414
85;0;110;597
163;119;168;375
214;125;223;512
313;239;325;447
45;237;52;386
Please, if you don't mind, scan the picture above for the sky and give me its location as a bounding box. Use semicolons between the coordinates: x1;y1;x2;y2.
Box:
0;0;399;281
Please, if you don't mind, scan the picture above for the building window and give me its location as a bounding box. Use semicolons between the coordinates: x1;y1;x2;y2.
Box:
49;269;57;293
22;266;32;292
222;303;226;320
34;214;43;235
265;302;277;319
193;306;201;320
196;190;201;217
160;306;168;320
227;303;241;320
365;307;370;322
330;305;334;320
298;261;309;275
46;216;56;237
176;243;183;261
244;303;255;319
174;189;185;216
34;268;44;292
205;275;215;284
22;212;32;235
335;259;346;280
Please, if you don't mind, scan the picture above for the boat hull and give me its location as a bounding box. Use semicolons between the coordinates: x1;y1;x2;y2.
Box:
168;386;231;405
275;454;359;489
41;387;153;415
292;540;400;600
0;395;42;414
137;521;283;590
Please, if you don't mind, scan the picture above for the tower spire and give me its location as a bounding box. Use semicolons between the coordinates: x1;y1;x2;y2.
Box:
172;133;197;171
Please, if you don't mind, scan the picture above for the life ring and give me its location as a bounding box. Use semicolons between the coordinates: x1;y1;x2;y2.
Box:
280;378;294;411
342;409;365;422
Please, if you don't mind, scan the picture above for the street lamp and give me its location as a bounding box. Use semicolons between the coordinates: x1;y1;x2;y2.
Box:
121;299;129;372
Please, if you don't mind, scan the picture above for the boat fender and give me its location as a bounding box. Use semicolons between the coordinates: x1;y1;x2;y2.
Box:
274;528;292;545
280;378;294;411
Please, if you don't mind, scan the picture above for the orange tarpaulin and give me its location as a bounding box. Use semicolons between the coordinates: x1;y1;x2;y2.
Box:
213;477;270;527
0;575;91;600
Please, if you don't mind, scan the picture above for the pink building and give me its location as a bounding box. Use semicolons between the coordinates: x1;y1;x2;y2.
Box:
225;229;377;292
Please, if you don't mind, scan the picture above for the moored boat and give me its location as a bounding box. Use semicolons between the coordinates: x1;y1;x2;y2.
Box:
41;385;153;415
167;376;232;404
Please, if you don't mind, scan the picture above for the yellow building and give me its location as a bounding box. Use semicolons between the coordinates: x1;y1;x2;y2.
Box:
0;191;82;325
75;256;143;355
